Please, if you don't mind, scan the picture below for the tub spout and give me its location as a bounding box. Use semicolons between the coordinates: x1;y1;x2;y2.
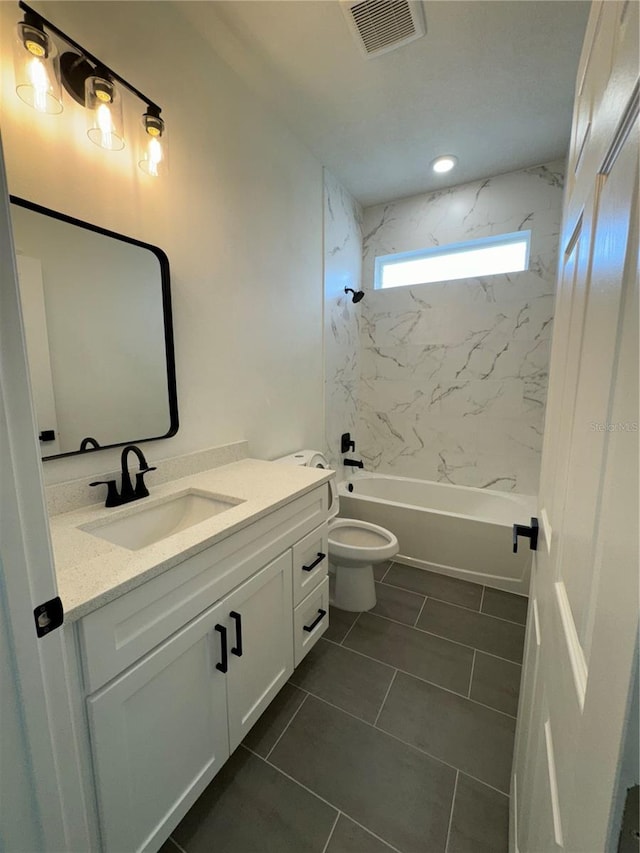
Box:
344;458;364;469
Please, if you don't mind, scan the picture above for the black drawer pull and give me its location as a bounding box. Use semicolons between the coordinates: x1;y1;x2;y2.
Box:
302;552;326;572
303;608;327;633
230;610;243;657
214;624;228;673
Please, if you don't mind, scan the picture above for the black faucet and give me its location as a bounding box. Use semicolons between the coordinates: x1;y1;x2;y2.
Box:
79;436;100;451
90;444;157;507
343;458;364;469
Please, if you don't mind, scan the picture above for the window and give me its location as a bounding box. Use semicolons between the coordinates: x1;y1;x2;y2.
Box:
374;230;531;290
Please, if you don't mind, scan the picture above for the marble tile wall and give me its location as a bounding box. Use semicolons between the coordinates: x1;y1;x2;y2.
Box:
357;161;565;494
323;169;363;470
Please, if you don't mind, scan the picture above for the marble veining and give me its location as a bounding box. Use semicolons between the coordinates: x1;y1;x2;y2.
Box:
323;169;363;470
357;161;564;494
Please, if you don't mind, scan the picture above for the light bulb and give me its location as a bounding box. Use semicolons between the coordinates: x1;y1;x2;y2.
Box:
96;103;114;148
431;155;457;174
139;108;167;177
27;56;49;113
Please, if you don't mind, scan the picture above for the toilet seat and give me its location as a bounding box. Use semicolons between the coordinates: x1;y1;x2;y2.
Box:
328;518;399;565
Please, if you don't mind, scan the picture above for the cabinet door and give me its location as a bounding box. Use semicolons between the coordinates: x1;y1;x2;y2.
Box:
224;550;294;751
87;602;230;853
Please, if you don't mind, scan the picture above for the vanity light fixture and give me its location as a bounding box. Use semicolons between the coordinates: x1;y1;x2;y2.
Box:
13;8;63;114
13;1;167;175
139;106;167;177
431;155;457;174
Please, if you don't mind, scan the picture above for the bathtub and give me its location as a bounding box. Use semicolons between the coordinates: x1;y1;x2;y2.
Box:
337;473;537;595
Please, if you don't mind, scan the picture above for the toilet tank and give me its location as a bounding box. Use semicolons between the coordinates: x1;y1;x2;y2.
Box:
272;450;339;517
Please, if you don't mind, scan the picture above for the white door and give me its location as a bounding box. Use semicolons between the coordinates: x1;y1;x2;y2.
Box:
513;3;639;851
0;135;91;849
87;601;231;853
224;550;294;751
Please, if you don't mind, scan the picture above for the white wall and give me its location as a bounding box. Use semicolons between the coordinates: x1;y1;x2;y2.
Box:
0;1;324;484
323;169;363;469
358;161;565;494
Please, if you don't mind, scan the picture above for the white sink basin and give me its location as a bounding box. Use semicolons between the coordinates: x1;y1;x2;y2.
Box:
82;489;245;551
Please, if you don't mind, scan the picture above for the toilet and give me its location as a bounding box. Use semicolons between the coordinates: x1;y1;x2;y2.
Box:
274;451;398;611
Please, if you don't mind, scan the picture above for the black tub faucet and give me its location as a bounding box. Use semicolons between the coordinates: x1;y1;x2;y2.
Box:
343;458;364;469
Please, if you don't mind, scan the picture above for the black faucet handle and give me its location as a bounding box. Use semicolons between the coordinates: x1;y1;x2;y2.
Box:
90;479;120;507
134;467;157;499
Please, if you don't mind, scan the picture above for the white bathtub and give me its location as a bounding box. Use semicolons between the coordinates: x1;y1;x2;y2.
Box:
338;473;537;595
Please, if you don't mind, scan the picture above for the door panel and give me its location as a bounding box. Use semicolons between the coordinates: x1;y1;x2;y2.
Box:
224;550;294;752
513;5;639;846
88;603;230;853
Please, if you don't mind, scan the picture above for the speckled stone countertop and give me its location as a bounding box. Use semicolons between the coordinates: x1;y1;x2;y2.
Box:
51;459;331;622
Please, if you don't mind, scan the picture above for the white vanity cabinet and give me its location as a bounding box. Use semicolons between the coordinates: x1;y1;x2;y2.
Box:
87;551;293;853
75;484;327;853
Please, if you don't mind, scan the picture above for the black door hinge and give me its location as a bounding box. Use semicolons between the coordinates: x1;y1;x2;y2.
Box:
34;597;64;637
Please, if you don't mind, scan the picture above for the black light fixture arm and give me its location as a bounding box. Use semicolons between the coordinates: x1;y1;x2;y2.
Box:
19;1;161;113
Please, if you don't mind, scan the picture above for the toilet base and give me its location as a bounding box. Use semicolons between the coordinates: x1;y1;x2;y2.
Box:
330;560;377;612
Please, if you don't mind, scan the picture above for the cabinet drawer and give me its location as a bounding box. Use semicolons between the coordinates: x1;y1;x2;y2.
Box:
80;487;326;692
294;576;329;667
292;522;328;606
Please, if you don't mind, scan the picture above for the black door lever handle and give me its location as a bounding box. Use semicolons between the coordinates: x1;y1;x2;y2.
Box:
513;517;539;553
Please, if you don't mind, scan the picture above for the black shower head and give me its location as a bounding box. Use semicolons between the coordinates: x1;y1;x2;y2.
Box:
345;287;365;303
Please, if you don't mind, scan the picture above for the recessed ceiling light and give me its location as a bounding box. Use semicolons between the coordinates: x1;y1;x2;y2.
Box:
432;155;457;174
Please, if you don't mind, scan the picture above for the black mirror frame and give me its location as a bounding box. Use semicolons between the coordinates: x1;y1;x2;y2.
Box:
10;195;179;461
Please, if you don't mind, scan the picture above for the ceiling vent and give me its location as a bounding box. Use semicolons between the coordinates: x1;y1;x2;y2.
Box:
341;0;426;59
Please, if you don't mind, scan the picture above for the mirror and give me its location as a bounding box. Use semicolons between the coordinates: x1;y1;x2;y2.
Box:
10;197;178;460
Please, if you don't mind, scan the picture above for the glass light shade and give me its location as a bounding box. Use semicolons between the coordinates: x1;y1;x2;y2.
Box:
13;23;63;114
85;75;124;151
138;111;168;177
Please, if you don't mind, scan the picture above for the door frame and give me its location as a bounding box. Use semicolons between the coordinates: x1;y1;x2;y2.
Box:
0;131;91;851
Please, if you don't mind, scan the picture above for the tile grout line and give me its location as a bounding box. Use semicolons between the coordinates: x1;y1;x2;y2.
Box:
444;770;459;853
243;745;405;853
373;669;398;727
339;612;361;646
379;562;392;583
377;580;483;614
321;636;519;719
340;609;524;667
375;579;426;604
379;578;527;627
320;811;341;853
285;687;512;796
467;649;477;699
413;594;428;627
167;837;187;853
265;693;308;761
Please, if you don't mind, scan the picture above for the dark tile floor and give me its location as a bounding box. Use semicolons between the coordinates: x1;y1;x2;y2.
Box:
161;563;528;853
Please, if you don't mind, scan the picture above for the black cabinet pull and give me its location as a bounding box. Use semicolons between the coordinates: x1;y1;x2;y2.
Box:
513;517;539;553
230;611;243;657
303;608;327;633
302;552;326;572
214;624;228;673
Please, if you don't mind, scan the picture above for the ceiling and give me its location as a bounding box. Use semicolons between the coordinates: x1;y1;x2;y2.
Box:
177;1;590;207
